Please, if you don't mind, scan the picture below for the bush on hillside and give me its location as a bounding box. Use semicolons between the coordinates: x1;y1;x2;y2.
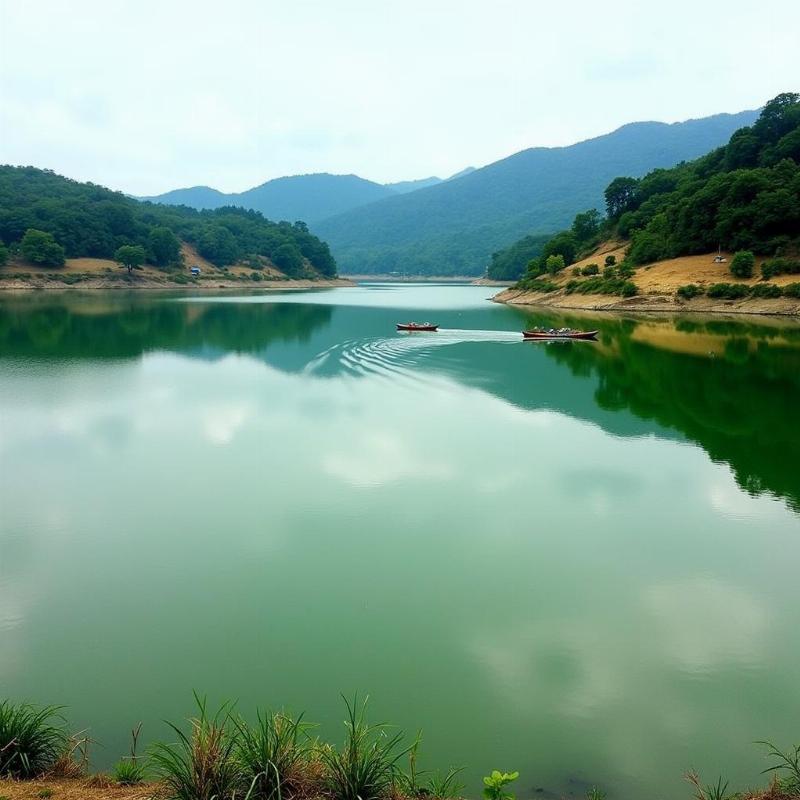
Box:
20;229;65;267
730;250;756;279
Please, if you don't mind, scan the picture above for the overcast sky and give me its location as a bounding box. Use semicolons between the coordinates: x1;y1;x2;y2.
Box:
1;0;797;195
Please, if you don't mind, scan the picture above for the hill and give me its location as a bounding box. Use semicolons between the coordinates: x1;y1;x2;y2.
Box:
142;173;395;224
496;92;800;310
313;109;759;276
0;166;338;278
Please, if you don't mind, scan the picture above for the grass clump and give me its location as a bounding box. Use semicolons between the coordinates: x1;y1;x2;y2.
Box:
112;723;146;785
149;694;240;800
320;695;413;800
0;701;67;779
233;710;313;800
685;771;733;800
677;284;705;300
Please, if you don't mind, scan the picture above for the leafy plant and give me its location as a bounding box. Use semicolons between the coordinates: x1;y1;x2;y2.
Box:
149;693;240;800
0;701;67;778
112;723;146;785
729;250;755;279
677;284;705;300
233;710;313;800
482;770;519;800
320;695;413;800
757;740;800;793
586;788;606;800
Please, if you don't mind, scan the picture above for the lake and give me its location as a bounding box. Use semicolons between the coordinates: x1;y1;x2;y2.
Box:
0;284;798;800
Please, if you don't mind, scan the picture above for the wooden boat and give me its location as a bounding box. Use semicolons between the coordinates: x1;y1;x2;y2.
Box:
397;322;439;332
523;328;598;340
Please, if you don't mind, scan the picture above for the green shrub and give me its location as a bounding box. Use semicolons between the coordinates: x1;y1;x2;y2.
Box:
761;257;800;279
729;250;755;279
250;272;263;282
545;254;565;274
0;241;8;266
565;279;581;294
621;281;638;297
572;267;581;277
783;283;800;298
750;283;783;298
677;284;705;300
603;265;617;280
0;701;67;779
617;262;635;279
706;283;750;299
113;758;146;785
604;255;616;267
320;696;412;800
581;264;599;276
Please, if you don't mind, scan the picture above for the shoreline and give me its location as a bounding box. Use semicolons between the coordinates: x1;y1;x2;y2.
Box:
492;288;800;317
0;276;355;291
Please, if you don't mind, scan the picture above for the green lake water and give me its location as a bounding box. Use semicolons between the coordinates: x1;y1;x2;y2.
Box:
0;284;798;799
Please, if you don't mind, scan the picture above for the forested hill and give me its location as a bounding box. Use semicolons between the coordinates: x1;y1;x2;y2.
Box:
314;109;759;276
504;92;800;286
142;174;396;224
0;166;337;277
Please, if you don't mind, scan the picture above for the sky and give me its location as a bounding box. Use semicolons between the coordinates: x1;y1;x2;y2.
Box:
0;0;798;195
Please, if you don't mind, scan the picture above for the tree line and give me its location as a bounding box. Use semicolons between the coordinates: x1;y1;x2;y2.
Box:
0;166;337;278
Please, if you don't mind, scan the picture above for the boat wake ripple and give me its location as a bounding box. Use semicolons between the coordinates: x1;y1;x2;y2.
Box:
303;329;521;381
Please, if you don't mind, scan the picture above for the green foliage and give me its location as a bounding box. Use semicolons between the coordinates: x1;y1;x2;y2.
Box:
605;176;640;218
571;209;602;243
545;253;566;274
604;254;616;267
482;770;519;800
783;282;800;297
582;264;599;276
677;284;705;300
486;234;550;280
0;701;67;779
0;167;337;278
114;244;146;273
729;250;755;278
761;256;800;279
586;789;606;800
37;790;53;799
0;241;8;266
757;739;800;793
149;694;240;800
565;276;638;296
20;229;65;267
319;695;412;800
425;767;465;799
233;710;312;800
148;226;181;267
517;278;560;293
112;723;145;785
706;283;751;299
749;282;783;298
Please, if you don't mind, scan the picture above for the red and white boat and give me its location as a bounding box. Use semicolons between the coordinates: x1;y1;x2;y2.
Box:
397;322;439;332
523;328;598;340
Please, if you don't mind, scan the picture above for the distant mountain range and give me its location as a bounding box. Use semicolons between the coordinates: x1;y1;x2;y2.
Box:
140;167;477;223
315;110;760;275
140;110;758;275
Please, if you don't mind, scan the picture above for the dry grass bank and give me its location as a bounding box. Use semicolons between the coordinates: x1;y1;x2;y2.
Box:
493;244;800;316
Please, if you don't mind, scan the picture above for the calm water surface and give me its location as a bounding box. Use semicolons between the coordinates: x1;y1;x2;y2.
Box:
1;284;798;800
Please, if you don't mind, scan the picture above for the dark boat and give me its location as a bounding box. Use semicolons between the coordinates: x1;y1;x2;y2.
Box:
397;322;439;332
523;328;598;340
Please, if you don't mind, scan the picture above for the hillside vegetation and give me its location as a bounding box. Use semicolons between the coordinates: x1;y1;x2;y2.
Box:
504;92;799;295
0;166;337;278
314;109;758;276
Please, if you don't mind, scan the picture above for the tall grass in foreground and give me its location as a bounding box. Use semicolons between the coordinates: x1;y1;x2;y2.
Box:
149;694;240;800
320;695;414;800
233;710;314;800
112;723;146;785
758;740;800;795
0;701;67;778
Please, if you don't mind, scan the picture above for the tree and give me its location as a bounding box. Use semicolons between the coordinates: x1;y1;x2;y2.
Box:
545;254;565;274
115;244;146;274
271;242;304;276
604;254;617;267
20;228;66;266
198;225;239;266
148;226;181;267
0;241;8;266
604;177;640;218
571;209;601;243
730;250;755;279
